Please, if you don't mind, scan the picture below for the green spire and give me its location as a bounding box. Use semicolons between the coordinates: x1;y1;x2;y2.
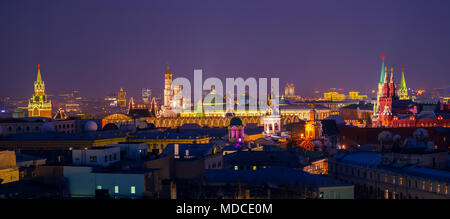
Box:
379;55;385;83
400;68;407;89
36;64;42;83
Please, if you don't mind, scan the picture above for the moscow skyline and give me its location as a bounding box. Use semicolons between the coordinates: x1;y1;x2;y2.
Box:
1;0;450;99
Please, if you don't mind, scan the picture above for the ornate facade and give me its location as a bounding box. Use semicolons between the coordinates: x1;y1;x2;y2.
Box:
28;64;52;118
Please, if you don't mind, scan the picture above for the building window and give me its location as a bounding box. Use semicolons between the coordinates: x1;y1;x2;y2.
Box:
252;166;257;171
429;182;433;192
114;186;119;194
97;185;102;190
90;156;97;162
399;177;403;186
131;186;136;194
384;175;388;183
437;184;440;193
392;176;396;184
234;166;238;171
422;181;425;190
384;189;389;199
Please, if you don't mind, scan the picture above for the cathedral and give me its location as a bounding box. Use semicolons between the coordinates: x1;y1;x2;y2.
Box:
28;64;52;118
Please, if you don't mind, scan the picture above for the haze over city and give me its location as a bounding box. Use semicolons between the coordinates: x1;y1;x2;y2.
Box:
1;0;450;99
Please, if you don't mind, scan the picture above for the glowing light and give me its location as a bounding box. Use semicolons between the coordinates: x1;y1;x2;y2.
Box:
417;90;425;95
37;64;40;68
381;55;385;60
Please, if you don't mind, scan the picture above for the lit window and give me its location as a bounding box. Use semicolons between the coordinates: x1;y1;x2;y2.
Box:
90;156;97;162
392;176;396;184
252;166;257;171
96;185;102;190
131;186;136;194
437;184;440;193
399;177;403;185
234;166;238;171
114;186;119;194
384;189;389;199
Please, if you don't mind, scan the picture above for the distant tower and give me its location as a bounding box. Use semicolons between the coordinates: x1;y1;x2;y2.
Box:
284;84;295;97
397;67;409;100
164;64;173;108
118;88;127;107
142;88;151;105
28;64;52;118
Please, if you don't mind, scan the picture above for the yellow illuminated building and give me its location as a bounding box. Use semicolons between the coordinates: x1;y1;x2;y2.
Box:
0;151;19;184
348;91;368;100
322;92;346;101
28;64;52;118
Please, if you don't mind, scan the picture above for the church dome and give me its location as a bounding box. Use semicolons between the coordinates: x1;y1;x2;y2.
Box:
229;117;243;126
84;121;98;132
42;122;55;132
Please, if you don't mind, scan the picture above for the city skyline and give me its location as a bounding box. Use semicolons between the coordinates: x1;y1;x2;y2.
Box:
1;0;450;99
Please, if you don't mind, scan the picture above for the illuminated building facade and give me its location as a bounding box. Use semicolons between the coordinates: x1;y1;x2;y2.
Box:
285;83;295;97
118;88;127;107
397;67;409;100
323;92;346;102
348;91;368;101
28;64;52;118
305;104;322;139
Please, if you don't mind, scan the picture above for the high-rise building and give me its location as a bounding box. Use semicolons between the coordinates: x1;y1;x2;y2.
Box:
164;65;173;108
397;67;409;100
28;64;52;118
118;88;127;107
285;84;295;97
142;88;151;105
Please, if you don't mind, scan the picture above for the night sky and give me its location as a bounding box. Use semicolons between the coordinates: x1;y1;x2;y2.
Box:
1;0;450;100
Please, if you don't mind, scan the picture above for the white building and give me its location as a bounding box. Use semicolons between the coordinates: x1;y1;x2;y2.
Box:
63;166;153;198
72;146;120;167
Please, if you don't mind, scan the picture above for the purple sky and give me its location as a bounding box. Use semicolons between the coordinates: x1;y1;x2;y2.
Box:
1;0;450;100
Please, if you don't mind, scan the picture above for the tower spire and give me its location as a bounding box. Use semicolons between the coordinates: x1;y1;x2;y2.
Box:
379;55;386;83
36;64;42;82
400;67;407;89
384;66;388;84
390;67;394;83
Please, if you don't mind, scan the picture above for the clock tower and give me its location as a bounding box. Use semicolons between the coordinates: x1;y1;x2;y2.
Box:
28;64;52;118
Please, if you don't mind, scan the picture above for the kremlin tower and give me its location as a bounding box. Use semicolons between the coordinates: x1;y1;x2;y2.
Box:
28;64;52;118
373;56;398;127
397;67;409;100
